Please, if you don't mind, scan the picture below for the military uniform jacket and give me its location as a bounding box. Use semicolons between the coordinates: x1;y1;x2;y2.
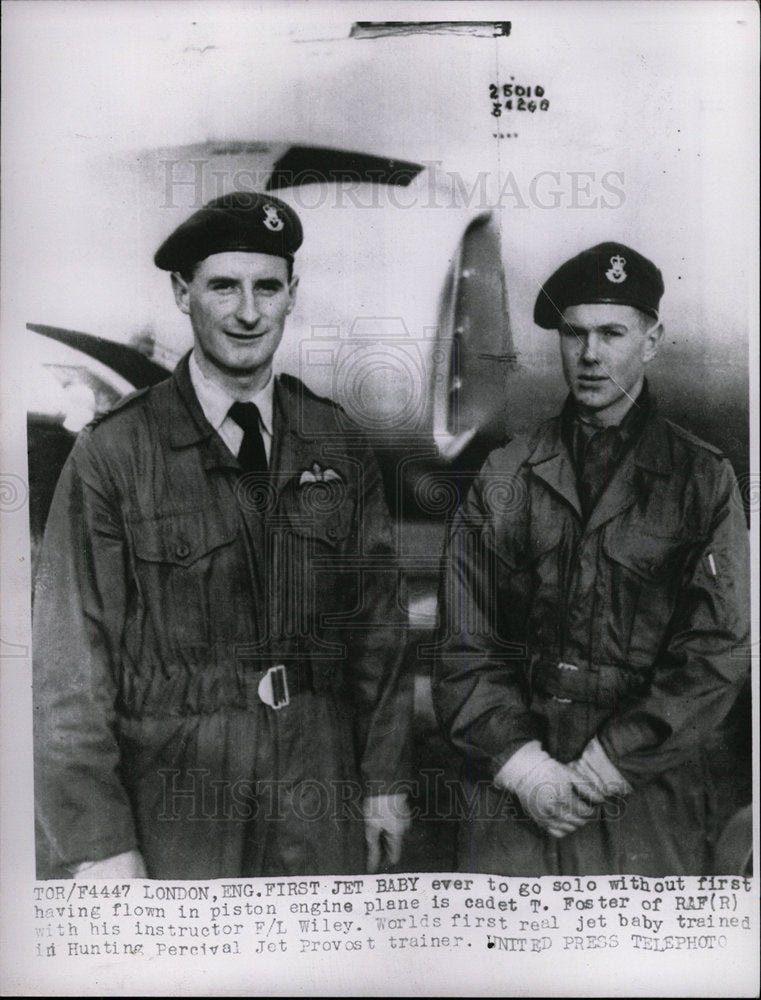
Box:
433;404;750;873
34;355;411;877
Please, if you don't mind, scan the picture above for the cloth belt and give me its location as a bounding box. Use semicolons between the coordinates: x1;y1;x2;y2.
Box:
528;656;648;708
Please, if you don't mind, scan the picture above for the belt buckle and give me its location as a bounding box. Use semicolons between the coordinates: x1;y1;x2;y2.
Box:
554;662;577;703
258;664;290;710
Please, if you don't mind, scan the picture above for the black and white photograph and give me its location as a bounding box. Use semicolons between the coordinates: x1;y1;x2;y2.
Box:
1;0;758;994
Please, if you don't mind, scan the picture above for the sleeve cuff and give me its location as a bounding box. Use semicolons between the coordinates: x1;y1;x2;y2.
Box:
363;792;409;812
493;740;551;792
580;737;632;796
70;848;145;878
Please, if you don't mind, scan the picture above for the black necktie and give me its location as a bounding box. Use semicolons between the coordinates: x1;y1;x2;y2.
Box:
228;401;268;474
578;425;622;517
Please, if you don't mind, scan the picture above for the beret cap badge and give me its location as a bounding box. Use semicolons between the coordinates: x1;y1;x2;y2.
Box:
605;254;627;283
263;204;285;232
153;190;303;272
533;241;664;329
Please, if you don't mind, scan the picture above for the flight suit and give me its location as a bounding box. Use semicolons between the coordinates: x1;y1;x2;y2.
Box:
34;354;411;878
433;403;750;875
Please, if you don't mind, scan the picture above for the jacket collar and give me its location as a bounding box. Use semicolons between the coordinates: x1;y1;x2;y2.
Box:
187;349;275;438
167;355;329;439
272;373;343;441
630;408;673;475
270;374;346;479
167;352;217;448
527;425;583;519
527;396;673;529
165;356;342;485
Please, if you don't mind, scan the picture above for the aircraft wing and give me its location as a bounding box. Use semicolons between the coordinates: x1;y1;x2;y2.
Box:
27;323;171;389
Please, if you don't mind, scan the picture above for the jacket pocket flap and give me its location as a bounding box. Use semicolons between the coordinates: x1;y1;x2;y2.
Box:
604;526;697;582
495;519;563;571
130;509;238;566
280;479;355;547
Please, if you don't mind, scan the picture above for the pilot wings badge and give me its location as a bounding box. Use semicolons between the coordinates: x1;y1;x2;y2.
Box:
605;254;627;283
262;204;285;232
299;462;342;486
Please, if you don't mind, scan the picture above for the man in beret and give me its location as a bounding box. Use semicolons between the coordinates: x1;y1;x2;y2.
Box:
434;242;750;875
34;192;412;878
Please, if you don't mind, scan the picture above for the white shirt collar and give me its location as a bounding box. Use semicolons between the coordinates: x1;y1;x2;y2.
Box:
189;350;274;436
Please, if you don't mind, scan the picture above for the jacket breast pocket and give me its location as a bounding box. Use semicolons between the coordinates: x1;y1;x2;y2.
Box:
603;524;701;666
280;479;355;551
266;482;357;642
129;508;239;646
495;518;565;641
603;525;701;585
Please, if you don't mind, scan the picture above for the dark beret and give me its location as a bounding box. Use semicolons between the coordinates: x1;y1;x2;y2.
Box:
534;242;664;329
154;191;303;272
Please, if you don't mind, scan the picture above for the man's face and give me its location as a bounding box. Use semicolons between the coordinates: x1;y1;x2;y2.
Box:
558;303;663;425
172;252;298;383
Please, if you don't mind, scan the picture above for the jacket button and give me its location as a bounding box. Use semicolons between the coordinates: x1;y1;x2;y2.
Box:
175;540;191;559
327;526;338;539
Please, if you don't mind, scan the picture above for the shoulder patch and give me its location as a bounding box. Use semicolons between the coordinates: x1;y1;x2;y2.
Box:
666;419;724;457
87;385;151;430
